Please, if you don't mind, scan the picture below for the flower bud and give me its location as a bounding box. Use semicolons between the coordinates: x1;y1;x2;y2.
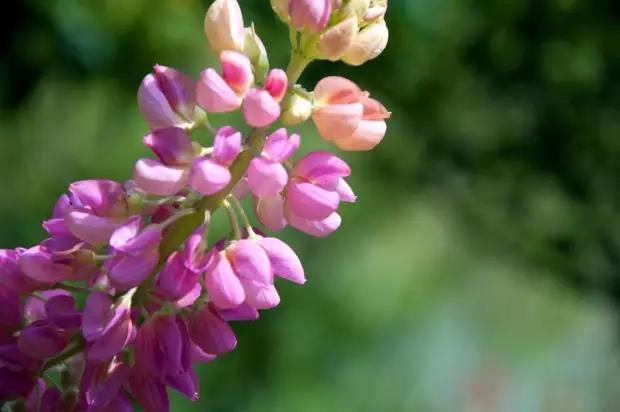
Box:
270;0;290;22
220;51;254;96
342;18;389;66
204;0;245;54
242;88;281;128
289;0;332;33
264;69;288;102
364;0;388;21
280;89;312;125
244;27;270;81
317;16;358;61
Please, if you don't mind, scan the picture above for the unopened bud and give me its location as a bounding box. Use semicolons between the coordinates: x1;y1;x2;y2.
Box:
244;26;270;82
204;0;245;54
339;0;370;21
364;0;387;21
289;0;332;33
281;89;312;125
270;0;290;22
342;18;388;66
317;16;358;61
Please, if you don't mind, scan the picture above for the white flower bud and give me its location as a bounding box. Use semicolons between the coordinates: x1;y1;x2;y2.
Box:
342;18;388;66
281;89;313;125
316;16;358;61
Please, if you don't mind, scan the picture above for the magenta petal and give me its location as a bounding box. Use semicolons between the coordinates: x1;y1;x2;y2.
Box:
129;369;170;412
189;305;237;355
228;239;272;284
294;151;351;185
45;295;81;331
87;312;135;362
286;180;340;221
166;367;199;401
258;237;306;284
196;69;242;113
205;251;245;309
255;195;288;232
174;283;202;309
218;302;259;322
64;208;126;245
263;128;300;162
100;393;133;412
247;157;288;198
153;65;196;120
212;126;242;166
288;211;342;238
0;288;21;332
18;320;67;360
82;291;115;342
138;73;184;130
144;127;195;166
20;246;76;284
134;158;188;196
134;321;164;380
156;252;200;302
242;89;281;128
110;218;162;255
190;342;217;364
188;157;231;196
107;250;159;291
82;360;131;411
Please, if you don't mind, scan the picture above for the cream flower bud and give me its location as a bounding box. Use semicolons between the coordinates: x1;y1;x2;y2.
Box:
280;89;313;125
316;16;358;61
244;26;270;81
364;1;388;21
342;18;388;66
270;0;290;22
204;0;245;54
339;0;370;21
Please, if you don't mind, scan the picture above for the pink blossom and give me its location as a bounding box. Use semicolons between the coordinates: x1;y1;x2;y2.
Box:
288;0;332;33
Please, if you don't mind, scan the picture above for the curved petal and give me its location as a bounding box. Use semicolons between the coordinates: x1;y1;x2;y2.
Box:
334;119;387;151
205;251;245;309
312;103;363;140
242;89;281;128
64;208;127;245
286;180;340;221
258;237;305;284
188;157;231;196
196;69;242;113
227;239;272;284
247;157;288;198
287;211;342;238
314;76;363;105
255;195;288;232
294;151;351;185
134;158;188;196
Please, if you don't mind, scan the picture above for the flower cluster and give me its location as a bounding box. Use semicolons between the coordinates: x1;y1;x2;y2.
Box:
0;0;390;411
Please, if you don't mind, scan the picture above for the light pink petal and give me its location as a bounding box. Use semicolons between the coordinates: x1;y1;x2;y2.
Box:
289;0;331;33
196;69;242;113
334;120;387;151
228;239;272;284
108;250;159;291
242;89;281;128
152;65;196;120
255;195;288;232
258;237;305;284
133;158;188;196
312;103;364;141
188;157;231;196
314;76;363;105
287;211;342;238
205;251;245;309
286;180;340;221
68;180;124;216
361;96;391;120
137;74;184;130
335;178;356;203
247;157;288;198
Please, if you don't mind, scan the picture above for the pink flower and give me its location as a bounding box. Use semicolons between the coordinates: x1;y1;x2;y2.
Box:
82;290;136;363
138;65;196;130
247;128;299;197
63;180;130;245
312;76;391;151
134;127;195;196
188;126;241;196
289;0;332;33
106;216;162;291
196;51;252;113
242;88;281;127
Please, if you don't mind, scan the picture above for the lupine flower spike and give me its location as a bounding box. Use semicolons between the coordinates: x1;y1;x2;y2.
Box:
0;0;390;410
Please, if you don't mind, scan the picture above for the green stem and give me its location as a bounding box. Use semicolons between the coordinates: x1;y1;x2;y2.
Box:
286;51;312;85
222;200;242;240
40;338;85;374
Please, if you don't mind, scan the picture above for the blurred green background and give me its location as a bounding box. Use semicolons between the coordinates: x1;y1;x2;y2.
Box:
2;0;620;411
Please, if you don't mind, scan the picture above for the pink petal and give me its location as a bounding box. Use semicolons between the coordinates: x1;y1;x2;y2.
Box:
263;128;300;162
189;305;237;355
294;151;351;185
314;76;363;105
188;157;231;196
133;158;188;196
227;239;272;284
247;157;288;198
264;69;288;102
68;180;125;216
255;195;288;232
212;126;242;166
312;103;364;141
138;74;185;130
258;237;306;284
152;65;196;120
287;211;342;238
196;69;242;113
335;178;356;203
205;251;245;309
239;278;280;310
286;179;340;221
334;120;387;151
144;127;195;166
288;0;332;33
64;208;126;245
220;51;253;95
107;250;159;291
242;88;281;128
